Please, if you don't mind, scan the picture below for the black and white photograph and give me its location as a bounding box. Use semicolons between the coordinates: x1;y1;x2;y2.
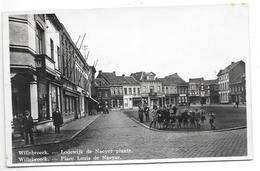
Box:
2;3;252;167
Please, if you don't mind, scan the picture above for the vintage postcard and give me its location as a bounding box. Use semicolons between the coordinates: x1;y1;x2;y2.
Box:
2;4;252;167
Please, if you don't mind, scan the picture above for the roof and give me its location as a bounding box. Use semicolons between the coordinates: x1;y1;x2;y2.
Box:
130;72;143;81
97;72;125;85
131;72;159;82
204;79;218;85
189;77;204;84
95;78;109;87
123;76;140;85
160;73;187;86
230;73;245;84
217;60;245;76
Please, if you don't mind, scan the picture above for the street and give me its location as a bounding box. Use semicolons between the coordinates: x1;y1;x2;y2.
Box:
12;110;247;163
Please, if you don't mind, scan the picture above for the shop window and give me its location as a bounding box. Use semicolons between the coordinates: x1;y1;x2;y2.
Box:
38;81;49;121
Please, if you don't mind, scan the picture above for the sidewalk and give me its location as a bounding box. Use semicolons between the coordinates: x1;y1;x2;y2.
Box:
12;114;100;149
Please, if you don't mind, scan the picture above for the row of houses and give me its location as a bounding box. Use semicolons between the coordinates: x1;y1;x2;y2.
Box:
95;60;246;109
10;14;98;133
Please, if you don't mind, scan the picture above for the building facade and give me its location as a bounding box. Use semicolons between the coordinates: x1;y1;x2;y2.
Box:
188;77;204;105
121;75;141;109
10;14;97;135
96;71;124;109
131;72;164;107
229;73;246;104
203;79;219;104
217;60;245;104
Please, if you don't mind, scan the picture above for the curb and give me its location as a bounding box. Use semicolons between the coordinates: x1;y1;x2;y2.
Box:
127;115;247;133
12;115;100;149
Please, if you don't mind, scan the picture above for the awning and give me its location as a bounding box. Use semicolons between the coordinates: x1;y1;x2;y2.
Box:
88;96;99;104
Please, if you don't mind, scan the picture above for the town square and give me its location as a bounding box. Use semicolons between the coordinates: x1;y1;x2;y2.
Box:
4;4;250;165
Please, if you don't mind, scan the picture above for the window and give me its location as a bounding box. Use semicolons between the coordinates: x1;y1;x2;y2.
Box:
143;86;146;93
50;39;54;59
124;88;127;95
129;88;132;95
36;25;44;54
138;88;140;94
150;86;154;93
158;86;160;92
133;88;136;95
57;46;60;70
111;88;114;95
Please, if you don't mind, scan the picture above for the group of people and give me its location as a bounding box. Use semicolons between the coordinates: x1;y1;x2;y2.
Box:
138;104;216;130
13;107;63;145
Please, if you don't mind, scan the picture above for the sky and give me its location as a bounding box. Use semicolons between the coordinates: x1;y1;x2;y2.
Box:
55;4;249;81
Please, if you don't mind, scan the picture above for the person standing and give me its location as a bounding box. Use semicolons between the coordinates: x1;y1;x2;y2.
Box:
236;101;239;108
209;112;216;130
144;104;150;122
138;105;144;123
52;107;63;133
22;110;34;145
150;105;158;128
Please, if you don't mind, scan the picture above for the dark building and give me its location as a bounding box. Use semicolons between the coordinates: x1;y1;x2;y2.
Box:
96;71;124;109
230;73;246;104
204;79;219;104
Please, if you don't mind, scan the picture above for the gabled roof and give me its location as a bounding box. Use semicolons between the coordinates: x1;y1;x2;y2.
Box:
97;72;125;85
95;78;109;87
217;60;245;76
130;72;143;81
131;71;159;82
160;73;187;86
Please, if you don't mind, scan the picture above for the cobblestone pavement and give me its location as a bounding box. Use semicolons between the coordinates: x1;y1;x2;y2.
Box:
12;110;247;163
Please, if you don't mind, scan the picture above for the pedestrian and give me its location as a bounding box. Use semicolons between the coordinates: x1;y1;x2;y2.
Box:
22;110;34;145
138;105;144;123
52;107;63;134
144;104;150;122
236;101;239;108
200;109;206;124
149;105;158;128
195;109;201;129
209;112;216;130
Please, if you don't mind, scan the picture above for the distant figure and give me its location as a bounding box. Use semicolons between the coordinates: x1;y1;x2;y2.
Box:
138;106;144;123
52;107;63;134
209;112;216;130
150;105;158;128
200;109;206;124
22;110;34;145
236;101;239;108
144;104;150;122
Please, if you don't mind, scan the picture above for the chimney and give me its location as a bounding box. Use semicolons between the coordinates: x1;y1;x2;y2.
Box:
113;71;116;75
122;74;125;77
99;70;102;75
231;62;235;64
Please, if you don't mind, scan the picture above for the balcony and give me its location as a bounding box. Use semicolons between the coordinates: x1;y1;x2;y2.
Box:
35;54;56;76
